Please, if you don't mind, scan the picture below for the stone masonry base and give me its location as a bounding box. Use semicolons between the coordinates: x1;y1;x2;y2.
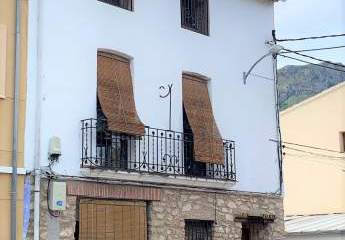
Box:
26;179;284;240
149;189;284;240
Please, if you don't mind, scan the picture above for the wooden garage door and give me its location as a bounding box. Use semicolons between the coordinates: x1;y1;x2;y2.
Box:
79;199;147;240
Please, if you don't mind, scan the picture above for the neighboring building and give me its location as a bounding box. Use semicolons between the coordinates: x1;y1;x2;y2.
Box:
285;213;345;240
0;0;28;239
281;82;345;239
281;81;345;216
25;0;284;239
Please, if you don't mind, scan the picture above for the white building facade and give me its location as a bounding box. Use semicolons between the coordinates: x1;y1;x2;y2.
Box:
25;0;284;239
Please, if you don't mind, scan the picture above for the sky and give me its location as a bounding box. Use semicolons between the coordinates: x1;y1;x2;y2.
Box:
275;0;345;67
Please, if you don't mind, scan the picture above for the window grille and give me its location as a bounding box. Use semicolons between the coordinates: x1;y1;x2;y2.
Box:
185;220;213;240
181;0;209;35
98;0;133;11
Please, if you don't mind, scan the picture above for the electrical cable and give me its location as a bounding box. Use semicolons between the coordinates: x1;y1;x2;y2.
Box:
281;45;345;54
282;48;345;69
279;55;345;74
270;139;343;153
276;33;345;42
272;52;284;195
283;153;345;169
284;151;345;163
283;153;345;168
45;161;61;217
283;146;345;161
284;146;345;159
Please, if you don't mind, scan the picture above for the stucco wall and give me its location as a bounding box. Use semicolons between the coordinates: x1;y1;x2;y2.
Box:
25;0;280;193
0;0;28;239
281;83;345;215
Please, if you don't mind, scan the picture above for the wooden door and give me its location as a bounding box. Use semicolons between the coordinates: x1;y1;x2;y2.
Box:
79;199;147;240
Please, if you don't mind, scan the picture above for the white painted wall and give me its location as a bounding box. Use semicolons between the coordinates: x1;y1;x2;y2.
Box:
25;0;280;193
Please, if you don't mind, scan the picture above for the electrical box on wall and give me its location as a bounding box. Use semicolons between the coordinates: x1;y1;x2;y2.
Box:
49;181;66;211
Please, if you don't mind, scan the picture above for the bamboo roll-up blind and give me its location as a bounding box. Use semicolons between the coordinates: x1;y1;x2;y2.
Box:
182;74;224;164
97;52;145;136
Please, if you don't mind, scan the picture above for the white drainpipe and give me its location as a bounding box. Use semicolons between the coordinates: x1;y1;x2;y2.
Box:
31;0;42;239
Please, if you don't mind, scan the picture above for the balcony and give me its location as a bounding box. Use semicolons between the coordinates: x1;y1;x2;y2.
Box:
81;118;236;181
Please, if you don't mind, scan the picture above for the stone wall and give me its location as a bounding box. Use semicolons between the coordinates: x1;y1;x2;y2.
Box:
149;189;284;240
27;180;284;240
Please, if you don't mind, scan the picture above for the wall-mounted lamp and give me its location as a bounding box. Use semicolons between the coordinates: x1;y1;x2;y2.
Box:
243;44;283;84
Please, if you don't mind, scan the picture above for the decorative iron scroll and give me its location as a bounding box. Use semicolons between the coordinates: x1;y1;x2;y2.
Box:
159;84;173;130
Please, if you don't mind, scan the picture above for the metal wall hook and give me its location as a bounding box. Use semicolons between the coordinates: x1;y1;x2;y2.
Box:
159;84;173;130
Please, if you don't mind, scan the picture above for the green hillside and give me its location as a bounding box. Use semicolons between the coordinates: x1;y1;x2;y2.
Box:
278;62;345;110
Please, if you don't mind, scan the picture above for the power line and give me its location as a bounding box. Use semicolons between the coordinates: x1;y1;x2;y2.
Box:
276;33;345;42
284;153;345;169
279;55;345;74
284;148;345;161
282;48;345;69
270;139;343;153
284;153;345;168
281;45;345;54
283;146;345;161
285;152;345;164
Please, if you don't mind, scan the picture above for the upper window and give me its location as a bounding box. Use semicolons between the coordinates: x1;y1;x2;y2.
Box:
185;220;213;240
98;0;133;11
181;0;209;35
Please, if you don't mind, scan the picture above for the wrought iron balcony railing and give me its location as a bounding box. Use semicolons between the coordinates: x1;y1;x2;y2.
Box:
81;118;236;181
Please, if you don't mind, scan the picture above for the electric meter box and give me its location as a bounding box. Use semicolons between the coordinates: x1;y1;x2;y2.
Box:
49;181;66;211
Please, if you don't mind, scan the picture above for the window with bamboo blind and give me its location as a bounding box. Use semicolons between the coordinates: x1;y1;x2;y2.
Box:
97;51;145;136
182;73;224;165
0;25;6;99
79;199;147;240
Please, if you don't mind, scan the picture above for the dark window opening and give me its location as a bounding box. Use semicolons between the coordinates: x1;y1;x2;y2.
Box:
185;220;213;240
74;221;79;240
97;97;129;169
241;222;266;240
98;0;133;11
241;224;250;240
183;106;207;177
181;0;209;35
74;197;80;240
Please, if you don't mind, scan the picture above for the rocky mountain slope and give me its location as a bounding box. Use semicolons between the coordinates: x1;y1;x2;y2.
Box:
278;62;345;110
